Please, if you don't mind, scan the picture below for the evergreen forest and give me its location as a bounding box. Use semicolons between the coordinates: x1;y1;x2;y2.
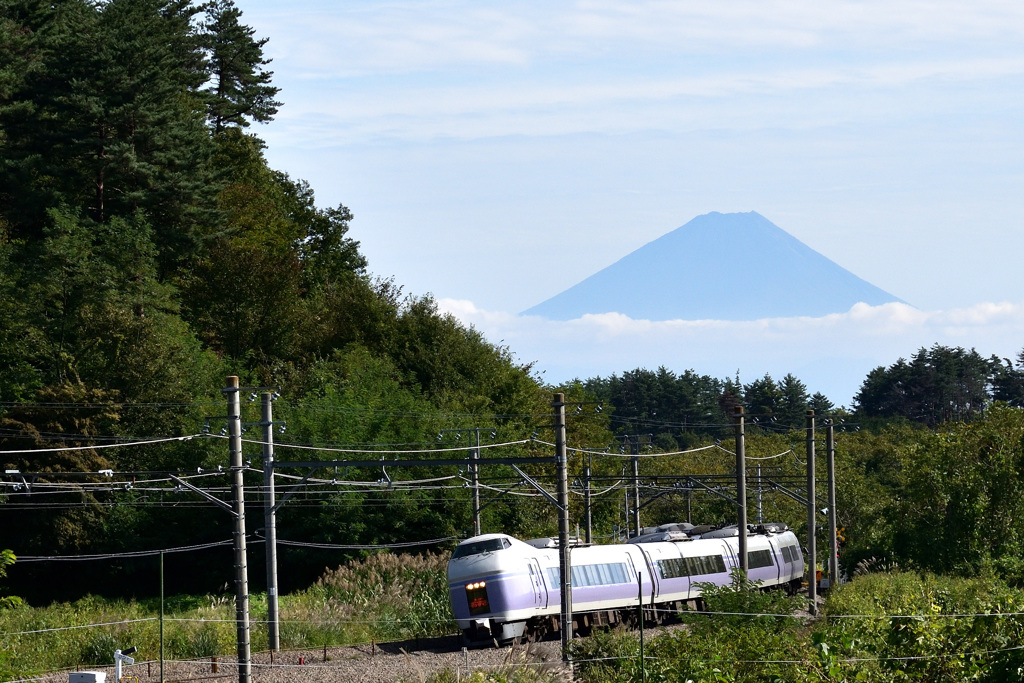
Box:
4;5;1024;681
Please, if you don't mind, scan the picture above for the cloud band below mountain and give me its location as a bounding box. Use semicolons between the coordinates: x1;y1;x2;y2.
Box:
439;299;1024;407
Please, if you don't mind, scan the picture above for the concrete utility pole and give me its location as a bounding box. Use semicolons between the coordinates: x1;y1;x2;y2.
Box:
756;463;763;524
826;421;839;587
472;431;482;537
225;376;251;683
631;453;641;537
735;406;748;574
262;392;280;652
583;456;592;544
553;393;573;659
806;410;817;615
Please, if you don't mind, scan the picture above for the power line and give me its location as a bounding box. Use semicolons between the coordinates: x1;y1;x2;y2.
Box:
228;435;535;455
0;434;203;454
1;617;157;637
14;539;247;562
275;537;456;550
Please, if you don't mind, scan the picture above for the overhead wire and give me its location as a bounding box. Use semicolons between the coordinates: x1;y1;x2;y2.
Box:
0;434;203;455
223;434;536;456
713;443;794;461
275;537;456;550
14;539;246;562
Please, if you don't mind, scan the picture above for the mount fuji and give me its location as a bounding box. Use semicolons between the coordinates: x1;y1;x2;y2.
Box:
522;211;905;321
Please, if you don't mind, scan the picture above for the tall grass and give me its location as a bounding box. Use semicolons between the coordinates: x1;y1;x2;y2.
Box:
0;551;454;680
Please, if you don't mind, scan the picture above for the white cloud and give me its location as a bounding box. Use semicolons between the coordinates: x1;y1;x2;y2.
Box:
245;0;1024;151
437;299;1024;406
250;1;1024;78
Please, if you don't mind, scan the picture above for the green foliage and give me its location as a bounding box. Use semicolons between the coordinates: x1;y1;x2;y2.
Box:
854;344;997;426
569;571;1024;683
821;571;1024;683
693;568;805;627
568;627;640;682
0;233;41;400
201;0;280;132
0;551;457;678
166;619;231;658
0;549;22;609
583;366;739;441
0;0;218;268
583;366;836;448
884;406;1024;583
0;0;548;603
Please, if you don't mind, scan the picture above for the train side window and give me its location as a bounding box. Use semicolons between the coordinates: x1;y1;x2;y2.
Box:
685;554;727;577
747;549;775;569
551;563;631;587
656;558;687;579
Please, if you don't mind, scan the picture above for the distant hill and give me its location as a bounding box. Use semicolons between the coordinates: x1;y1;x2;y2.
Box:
522;211;905;321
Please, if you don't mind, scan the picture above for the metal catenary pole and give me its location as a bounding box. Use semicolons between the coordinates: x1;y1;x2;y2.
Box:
553;393;573;659
827;421;839;586
225;376;251;683
262;392;280;652
805;409;817;615
735;406;748;574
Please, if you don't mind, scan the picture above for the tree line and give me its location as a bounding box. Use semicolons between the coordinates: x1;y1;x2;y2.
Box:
579;343;1024;446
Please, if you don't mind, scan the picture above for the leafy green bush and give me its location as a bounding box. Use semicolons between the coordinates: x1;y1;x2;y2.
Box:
569;572;1024;683
693;568;806;627
820;570;1024;683
0;549;22;610
568;626;639;683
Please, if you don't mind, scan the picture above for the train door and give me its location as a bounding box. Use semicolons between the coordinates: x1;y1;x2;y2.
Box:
639;548;660;599
766;537;784;586
528;559;547;608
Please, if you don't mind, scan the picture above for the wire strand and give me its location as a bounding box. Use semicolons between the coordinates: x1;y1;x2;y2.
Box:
0;434;202;455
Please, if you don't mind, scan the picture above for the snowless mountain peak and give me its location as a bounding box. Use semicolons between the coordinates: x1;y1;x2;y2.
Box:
522;211;904;321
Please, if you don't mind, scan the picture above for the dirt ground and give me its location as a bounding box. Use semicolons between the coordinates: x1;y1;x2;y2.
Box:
30;635;572;683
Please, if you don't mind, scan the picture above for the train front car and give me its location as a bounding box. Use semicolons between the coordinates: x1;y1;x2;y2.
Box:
447;533;552;644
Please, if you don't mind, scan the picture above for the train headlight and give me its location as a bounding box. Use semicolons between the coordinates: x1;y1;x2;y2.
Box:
465;581;491;616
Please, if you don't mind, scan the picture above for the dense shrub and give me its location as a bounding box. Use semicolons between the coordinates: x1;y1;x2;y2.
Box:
570;571;1024;683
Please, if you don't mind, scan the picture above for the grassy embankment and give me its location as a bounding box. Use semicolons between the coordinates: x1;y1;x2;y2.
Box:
0;552;453;680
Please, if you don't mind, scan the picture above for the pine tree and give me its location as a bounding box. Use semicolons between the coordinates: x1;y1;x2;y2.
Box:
0;0;219;271
778;373;810;429
201;0;280;132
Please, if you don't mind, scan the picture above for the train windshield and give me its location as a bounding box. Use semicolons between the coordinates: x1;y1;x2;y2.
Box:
452;537;511;559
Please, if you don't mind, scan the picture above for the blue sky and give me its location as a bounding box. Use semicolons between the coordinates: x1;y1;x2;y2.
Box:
242;0;1024;405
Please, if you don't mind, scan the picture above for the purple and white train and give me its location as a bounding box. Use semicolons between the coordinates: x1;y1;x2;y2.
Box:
447;523;805;643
